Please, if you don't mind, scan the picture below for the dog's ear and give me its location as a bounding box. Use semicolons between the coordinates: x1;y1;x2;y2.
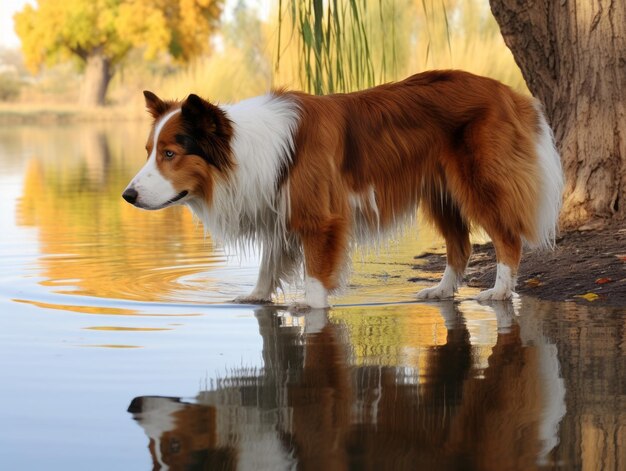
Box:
179;94;233;171
181;94;224;135
143;90;168;119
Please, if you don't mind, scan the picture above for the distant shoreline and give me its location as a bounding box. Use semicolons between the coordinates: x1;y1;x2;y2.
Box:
0;104;147;125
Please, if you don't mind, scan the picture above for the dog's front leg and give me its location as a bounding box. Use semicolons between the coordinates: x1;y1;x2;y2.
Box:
287;275;330;312
233;248;276;304
305;275;330;309
292;217;348;311
236;274;274;304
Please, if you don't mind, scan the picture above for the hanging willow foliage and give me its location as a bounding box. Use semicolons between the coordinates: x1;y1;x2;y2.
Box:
277;0;397;95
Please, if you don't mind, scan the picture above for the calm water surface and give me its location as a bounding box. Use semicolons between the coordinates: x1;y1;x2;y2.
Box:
0;123;624;470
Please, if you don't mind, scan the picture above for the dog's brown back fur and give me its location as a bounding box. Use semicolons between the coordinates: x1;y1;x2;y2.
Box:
283;70;540;289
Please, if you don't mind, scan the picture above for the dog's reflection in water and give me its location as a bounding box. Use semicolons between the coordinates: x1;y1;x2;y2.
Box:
128;303;565;471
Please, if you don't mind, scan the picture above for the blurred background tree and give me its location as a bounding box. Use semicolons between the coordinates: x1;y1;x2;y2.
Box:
14;0;224;106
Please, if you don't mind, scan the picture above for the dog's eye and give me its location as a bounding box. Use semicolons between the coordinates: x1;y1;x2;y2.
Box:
164;150;175;160
169;437;181;454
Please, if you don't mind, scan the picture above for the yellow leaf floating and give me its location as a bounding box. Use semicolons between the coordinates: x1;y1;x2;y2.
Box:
575;292;599;302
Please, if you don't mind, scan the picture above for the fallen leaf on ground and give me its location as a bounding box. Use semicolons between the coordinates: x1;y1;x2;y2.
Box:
595;277;612;284
525;278;543;287
617;255;626;262
575;292;599;302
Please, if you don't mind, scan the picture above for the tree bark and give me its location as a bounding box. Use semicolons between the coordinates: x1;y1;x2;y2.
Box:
79;48;113;107
489;0;626;229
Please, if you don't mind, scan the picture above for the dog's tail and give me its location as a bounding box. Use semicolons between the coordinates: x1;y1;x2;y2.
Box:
529;101;564;249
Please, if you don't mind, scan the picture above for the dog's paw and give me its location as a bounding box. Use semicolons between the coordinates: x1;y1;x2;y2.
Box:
232;295;272;305
416;285;455;300
474;288;515;302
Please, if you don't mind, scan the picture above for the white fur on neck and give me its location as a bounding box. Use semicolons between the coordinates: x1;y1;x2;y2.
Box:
187;94;299;254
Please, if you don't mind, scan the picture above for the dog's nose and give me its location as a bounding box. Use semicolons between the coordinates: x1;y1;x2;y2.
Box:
127;397;144;413
122;187;138;204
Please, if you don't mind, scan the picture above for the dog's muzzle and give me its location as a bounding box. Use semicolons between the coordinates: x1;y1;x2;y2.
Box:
122;187;138;204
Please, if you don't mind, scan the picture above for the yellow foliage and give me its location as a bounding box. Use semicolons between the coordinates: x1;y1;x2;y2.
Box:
13;0;224;72
116;2;170;60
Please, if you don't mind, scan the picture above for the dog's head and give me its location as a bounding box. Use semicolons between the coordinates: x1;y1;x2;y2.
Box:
128;395;238;469
122;91;233;210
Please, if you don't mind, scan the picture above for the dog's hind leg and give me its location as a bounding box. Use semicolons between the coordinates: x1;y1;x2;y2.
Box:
474;228;521;301
417;194;471;300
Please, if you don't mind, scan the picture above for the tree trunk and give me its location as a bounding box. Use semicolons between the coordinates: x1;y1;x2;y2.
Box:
489;0;626;229
79;48;113;107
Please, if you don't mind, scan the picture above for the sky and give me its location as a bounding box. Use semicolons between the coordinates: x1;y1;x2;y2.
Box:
0;0;271;49
0;0;32;48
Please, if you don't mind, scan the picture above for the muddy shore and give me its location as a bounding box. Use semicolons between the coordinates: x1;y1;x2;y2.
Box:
412;223;626;308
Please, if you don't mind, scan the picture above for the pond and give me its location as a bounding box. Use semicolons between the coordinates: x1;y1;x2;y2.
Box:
0;122;624;470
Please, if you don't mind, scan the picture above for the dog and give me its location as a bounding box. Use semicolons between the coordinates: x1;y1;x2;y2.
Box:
122;70;563;308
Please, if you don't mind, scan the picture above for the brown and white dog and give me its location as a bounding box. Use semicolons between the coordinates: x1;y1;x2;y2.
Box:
122;70;563;308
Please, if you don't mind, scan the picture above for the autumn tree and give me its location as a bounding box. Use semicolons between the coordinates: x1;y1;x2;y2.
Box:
14;0;223;106
489;0;626;229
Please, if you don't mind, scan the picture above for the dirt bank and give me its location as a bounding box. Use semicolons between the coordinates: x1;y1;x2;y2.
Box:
412;224;626;308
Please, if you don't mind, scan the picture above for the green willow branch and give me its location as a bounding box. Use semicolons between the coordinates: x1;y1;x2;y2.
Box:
277;0;397;95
